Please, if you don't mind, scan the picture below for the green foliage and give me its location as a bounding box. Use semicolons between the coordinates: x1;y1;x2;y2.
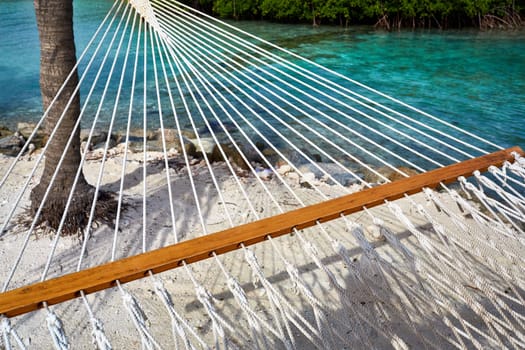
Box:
198;0;524;28
260;0;312;22
213;0;261;18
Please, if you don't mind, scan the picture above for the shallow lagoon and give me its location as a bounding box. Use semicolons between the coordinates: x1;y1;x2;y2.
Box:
0;0;523;149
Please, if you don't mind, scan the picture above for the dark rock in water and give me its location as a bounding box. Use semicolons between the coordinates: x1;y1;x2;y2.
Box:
182;139;197;158
301;148;322;163
0;134;23;148
114;135;149;153
125;135;143;143
238;145;261;164
211;144;249;170
280;148;323;165
388;166;419;181
148;133;197;157
153;128;175;143
92;138;117;151
116;130;155;144
262;148;276;157
0;134;24;155
258;147;278;165
181;129;196;140
117;141;142;153
0;125;13;137
277;148;322;166
276;149;311;168
81;128;108;146
210;145;224;163
312;153;322;162
152;128;199;143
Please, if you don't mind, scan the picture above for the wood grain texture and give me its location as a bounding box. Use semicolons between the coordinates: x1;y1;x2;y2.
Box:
1;146;523;318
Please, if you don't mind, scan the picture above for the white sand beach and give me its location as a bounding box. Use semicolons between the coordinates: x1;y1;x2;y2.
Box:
1;144;524;349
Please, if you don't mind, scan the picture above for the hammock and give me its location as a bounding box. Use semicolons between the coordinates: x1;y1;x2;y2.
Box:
1;0;524;348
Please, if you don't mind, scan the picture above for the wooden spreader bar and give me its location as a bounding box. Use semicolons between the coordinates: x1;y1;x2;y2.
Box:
0;146;523;318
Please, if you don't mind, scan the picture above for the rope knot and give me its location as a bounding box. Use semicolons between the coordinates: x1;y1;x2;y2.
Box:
511;151;525;164
458;179;472;199
121;290;149;326
90;317;112;350
46;310;70;350
244;248;258;266
196;285;212;304
227;277;247;305
387;202;403;216
372;216;384;226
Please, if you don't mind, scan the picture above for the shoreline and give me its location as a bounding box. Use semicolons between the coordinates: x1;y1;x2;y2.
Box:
0;121;420;191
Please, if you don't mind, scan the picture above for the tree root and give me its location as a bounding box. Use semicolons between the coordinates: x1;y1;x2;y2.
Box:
23;185;120;239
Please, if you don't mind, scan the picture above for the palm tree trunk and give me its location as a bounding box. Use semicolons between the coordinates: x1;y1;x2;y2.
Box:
31;0;94;234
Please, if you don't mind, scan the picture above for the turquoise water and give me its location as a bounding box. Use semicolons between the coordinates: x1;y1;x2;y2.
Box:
0;0;524;149
0;0;112;122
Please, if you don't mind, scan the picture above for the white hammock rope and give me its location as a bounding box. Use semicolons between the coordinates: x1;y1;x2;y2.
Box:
475;171;525;214
161;26;389;185
422;193;525;347
151;275;208;350
344;222;418;349
160;30;352;197
78;3;138;271
45;306;70;350
157;22;359;349
214;257;271;350
158;10;416;179
168;30;384;342
163;36;364;197
0;0;524;349
155;27;262;347
387;201;524;348
182;262;237;350
371;223;464;349
163;0;501;154
112;7;144;259
155;0;495;159
118;282;163;350
80;291;112;350
408;195;525;306
156;3;463;168
423;188;525;272
165;35;338;345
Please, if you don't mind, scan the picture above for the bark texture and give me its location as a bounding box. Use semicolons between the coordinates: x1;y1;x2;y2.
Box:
31;0;94;234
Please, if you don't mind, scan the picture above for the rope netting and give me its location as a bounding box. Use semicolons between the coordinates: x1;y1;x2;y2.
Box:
0;0;524;348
